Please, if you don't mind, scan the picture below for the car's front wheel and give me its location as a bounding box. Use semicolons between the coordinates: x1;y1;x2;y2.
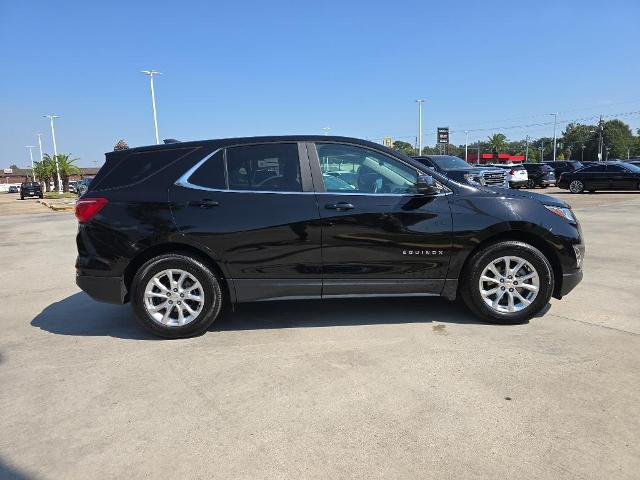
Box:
526;179;536;189
461;241;554;324
130;253;223;338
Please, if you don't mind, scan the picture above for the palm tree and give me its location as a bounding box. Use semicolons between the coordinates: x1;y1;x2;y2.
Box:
55;154;80;192
487;133;508;155
35;155;57;192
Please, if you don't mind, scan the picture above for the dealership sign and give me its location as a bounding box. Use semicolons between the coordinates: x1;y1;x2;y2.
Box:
437;127;449;144
3;168;12;174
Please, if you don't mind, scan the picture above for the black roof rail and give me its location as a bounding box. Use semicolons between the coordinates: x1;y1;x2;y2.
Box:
163;138;180;144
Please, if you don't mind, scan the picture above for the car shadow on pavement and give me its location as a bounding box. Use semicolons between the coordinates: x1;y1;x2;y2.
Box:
31;292;536;339
212;297;489;332
31;292;158;340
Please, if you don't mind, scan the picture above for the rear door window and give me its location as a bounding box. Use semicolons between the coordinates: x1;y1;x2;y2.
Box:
226;143;302;192
187;150;226;189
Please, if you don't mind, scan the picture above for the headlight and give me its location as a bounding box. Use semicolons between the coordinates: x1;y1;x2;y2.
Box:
544;205;576;223
463;173;482;185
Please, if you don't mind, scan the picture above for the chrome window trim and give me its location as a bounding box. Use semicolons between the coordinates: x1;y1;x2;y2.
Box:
175;147;452;197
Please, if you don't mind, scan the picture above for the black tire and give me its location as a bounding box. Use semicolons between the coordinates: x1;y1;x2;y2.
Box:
130;253;223;338
460;241;554;324
526;179;536;189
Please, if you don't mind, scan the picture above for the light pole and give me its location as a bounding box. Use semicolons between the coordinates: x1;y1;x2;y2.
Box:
25;146;36;181
416;99;425;155
464;130;469;162
36;133;44;162
322;126;331;136
550;112;558;161
43;114;62;193
539;139;544;163
581;145;585;162
525;135;530;162
141;70;162;144
605;146;610;161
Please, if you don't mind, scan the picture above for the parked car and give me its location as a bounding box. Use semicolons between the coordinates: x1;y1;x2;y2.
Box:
521;163;555;188
557;161;640;193
487;163;528;188
543;160;584;179
412;155;508;188
76;135;584;338
628;160;640;169
68;181;78;193
20;182;43;199
76;177;94;196
8;185;19;193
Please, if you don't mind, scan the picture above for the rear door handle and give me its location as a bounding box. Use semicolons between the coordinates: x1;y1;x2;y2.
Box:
325;202;354;211
188;199;219;208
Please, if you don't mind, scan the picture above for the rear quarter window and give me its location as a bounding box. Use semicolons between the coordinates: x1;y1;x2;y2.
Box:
92;147;197;191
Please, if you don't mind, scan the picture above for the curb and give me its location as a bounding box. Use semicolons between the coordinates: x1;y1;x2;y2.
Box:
38;199;75;211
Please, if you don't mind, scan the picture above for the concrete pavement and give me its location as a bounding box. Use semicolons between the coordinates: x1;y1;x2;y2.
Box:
1;189;639;479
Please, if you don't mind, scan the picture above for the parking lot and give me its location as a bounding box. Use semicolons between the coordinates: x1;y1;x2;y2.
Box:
1;188;639;479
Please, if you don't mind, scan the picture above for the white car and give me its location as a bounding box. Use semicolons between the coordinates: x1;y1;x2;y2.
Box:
488;164;528;188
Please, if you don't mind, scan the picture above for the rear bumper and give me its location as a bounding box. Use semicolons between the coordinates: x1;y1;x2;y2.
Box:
509;180;528;187
76;274;127;304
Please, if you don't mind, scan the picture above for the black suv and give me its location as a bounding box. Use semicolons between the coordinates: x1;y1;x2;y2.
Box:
542;160;583;179
76;136;584;338
412;155;508;188
20;182;43;199
521;163;556;188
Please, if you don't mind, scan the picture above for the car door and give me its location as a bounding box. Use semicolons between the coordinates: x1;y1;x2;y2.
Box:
307;141;453;297
170;142;323;302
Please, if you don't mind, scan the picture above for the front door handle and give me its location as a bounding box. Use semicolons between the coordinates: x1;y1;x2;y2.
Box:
325;202;354;211
188;199;219;209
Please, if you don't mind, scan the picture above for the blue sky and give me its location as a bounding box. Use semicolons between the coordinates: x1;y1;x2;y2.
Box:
1;0;638;167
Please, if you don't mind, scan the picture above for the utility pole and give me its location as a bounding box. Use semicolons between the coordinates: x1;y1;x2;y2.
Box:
464;130;469;162
550;112;558;161
540;139;544;163
25;146;36;181
43;114;62;193
581;144;585;162
141;70;162;144
524;135;530;162
477;142;481;165
415;99;425;155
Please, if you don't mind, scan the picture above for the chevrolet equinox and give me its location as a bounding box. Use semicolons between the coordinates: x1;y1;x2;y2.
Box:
75;136;584;338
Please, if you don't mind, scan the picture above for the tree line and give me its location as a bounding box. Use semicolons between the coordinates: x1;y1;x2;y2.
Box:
392;118;640;162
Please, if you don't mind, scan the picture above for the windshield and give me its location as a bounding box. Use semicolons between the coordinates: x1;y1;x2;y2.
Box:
622;162;640;173
430;156;472;170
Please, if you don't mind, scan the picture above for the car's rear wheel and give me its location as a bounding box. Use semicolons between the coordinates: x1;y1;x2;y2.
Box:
461;241;554;324
526;179;536;189
131;253;223;338
569;180;584;193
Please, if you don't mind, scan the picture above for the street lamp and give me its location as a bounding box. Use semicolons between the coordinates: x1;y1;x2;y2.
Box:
322;126;331;136
24;146;36;181
524;135;530;162
550;112;558;161
43;114;62;193
35;133;44;162
581;145;586;162
464;130;469;162
141;70;162;144
415;99;425;155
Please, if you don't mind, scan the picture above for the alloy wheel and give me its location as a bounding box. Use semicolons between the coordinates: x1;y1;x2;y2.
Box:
478;256;540;313
569;180;584;193
143;269;205;326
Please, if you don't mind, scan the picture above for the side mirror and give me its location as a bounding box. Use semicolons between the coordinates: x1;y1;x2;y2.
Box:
416;174;440;195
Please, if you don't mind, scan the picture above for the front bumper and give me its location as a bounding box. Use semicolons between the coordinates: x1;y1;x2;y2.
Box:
76;274;127;304
560;270;583;297
509;180;528;187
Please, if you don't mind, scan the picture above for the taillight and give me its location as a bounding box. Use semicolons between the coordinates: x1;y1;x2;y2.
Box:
75;197;108;222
